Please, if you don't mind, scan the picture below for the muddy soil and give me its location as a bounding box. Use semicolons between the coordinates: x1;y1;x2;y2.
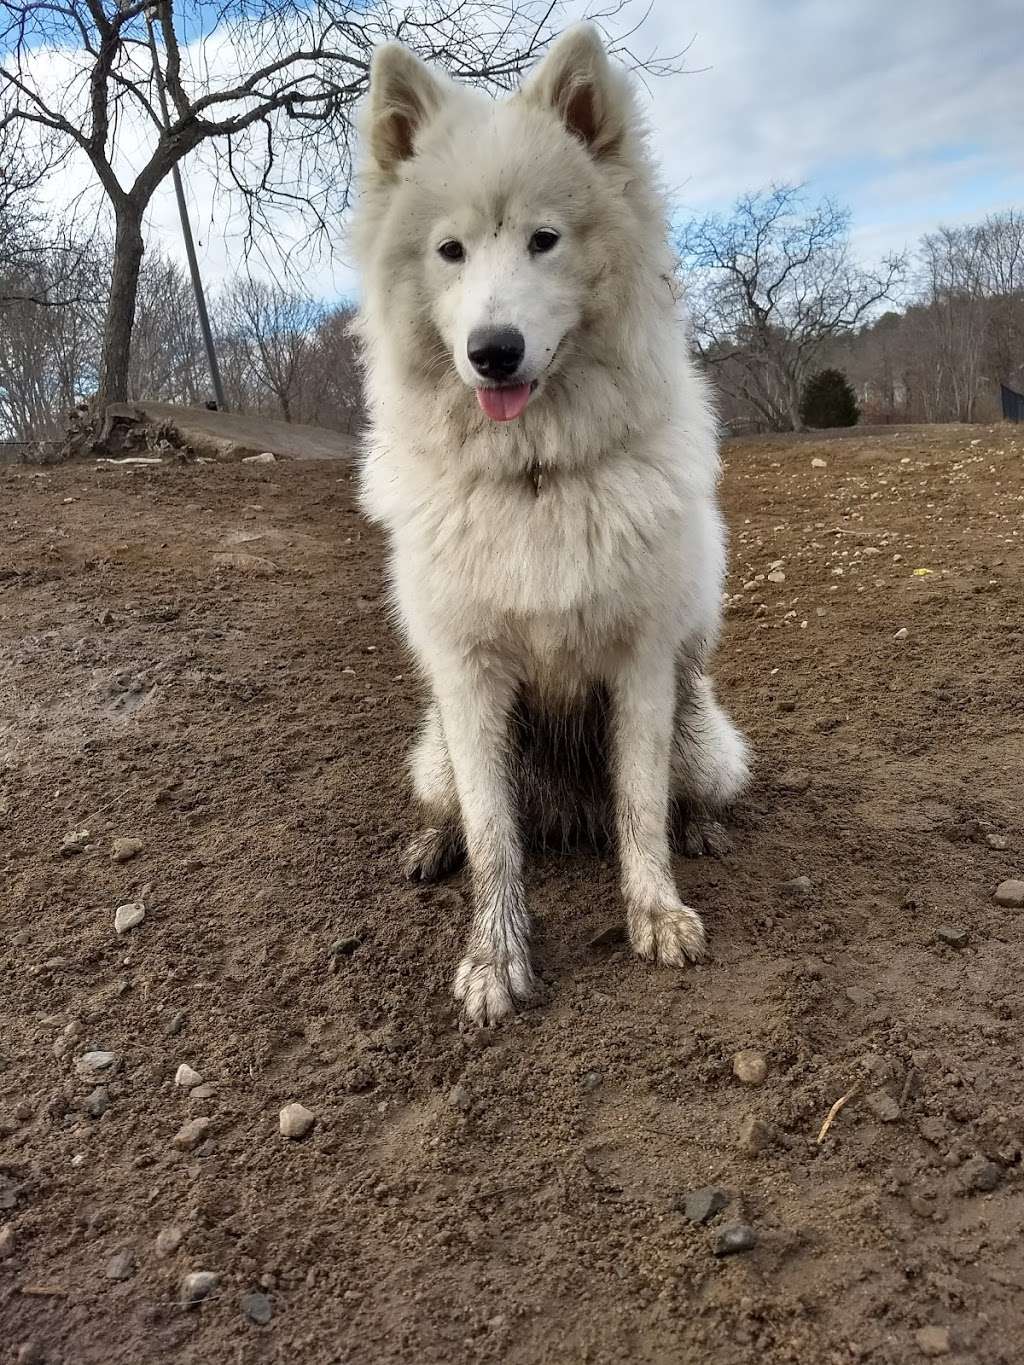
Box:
1;423;1022;1364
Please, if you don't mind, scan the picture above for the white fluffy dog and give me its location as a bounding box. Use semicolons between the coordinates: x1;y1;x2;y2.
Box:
353;24;750;1023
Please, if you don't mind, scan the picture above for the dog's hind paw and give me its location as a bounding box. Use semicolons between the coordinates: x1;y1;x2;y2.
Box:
453;953;535;1026
403;826;465;883
628;896;707;966
674;814;733;859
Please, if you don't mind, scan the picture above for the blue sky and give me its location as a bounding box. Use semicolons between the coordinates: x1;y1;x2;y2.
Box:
15;0;1024;300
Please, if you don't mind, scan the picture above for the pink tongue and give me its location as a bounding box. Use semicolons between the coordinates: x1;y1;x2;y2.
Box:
477;383;532;422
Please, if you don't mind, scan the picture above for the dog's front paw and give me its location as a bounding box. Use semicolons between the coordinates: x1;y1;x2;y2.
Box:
627;895;707;966
453;953;535;1026
403;826;465;883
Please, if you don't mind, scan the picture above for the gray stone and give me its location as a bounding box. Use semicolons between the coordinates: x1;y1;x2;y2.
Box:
985;834;1008;851
865;1090;901;1123
0;1225;16;1259
173;1117;211;1151
683;1187;729;1224
732;1050;769;1086
241;1291;273;1325
181;1271;219;1306
738;1115;776;1155
782;875;812;899
105;1248;135;1281
915;1326;952;1357
580;1071;603;1092
935;925;969;949
958;1154;1001;1193
893;627;909;641
448;1085;471;1113
174;1064;203;1089
111;838;143;863
114;901;145;934
994;879;1024;908
713;1223;758;1256
60;829;90;856
777;769;812;794
156;1226;185;1257
279;1102;316;1139
75;1051;117;1079
84;1087;110;1119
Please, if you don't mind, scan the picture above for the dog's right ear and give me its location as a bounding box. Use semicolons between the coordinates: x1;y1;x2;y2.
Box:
367;44;445;174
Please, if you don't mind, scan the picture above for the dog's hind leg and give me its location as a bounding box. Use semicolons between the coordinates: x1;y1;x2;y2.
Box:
403;702;466;882
611;647;707;967
671;671;750;857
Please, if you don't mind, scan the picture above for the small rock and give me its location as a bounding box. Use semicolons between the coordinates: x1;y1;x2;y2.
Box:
114;902;145;934
189;1084;215;1101
242;451;276;464
75;1051;117;1080
98;609;115;626
810;457;827;469
52;1020;81;1059
733;1050;768;1086
105;1248;135;1281
713;1222;758;1256
935;925;969;949
782;875;812;899
580;1071;603;1092
165;1011;187;1037
683;1187;729;1224
111;838;143;863
175;1064;203;1090
918;1117;947;1146
156;1226;185;1257
958;1154;1001;1193
777;769;812;794
279;1102;316;1139
845;986;874;1008
84;1087;110;1119
181;1271;220;1307
738;1115;776;1155
766;570;786;584
448;1084;471;1113
241;1290;273;1326
0;1225;16;1259
893;627;909;641
173;1117;212;1151
994;879;1024;908
986;833;1008;850
865;1090;901;1123
60;829;91;857
915;1326;952;1358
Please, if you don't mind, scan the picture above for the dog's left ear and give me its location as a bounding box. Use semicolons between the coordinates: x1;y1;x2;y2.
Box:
522;24;628;159
366;43;446;175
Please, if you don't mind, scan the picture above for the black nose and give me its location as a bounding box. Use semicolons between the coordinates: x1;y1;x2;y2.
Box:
467;326;525;381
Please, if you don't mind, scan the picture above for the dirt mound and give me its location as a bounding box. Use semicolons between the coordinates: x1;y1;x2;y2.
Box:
0;423;1022;1363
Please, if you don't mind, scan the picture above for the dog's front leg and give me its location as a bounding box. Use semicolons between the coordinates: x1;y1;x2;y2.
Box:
434;661;535;1025
611;648;708;966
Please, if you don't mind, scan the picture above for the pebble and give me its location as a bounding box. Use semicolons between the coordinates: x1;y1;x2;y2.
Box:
915;1326;952;1357
105;1248;136;1281
75;1051;117;1079
958;1154;1001;1193
173;1117;212;1151
935;925;969;949
738;1115;776;1155
52;1020;81;1060
782;875;812;899
985;833;1008;850
175;1064;203;1090
732;1050;768;1086
242;451;276;464
84;1087;110;1119
683;1187;729;1224
865;1090;901;1123
156;1226;185;1257
713;1223;758;1256
766;570;786;583
60;829;91;857
165;1011;187;1037
279;1102;316;1139
580;1071;603;1092
111;838;143;863
0;1225;15;1259
448;1085;471;1113
893;627;909;641
190;1084;215;1101
181;1271;220;1306
994;879;1024;908
777;769;812;794
241;1290;273;1326
114;902;145;934
810;457;827;468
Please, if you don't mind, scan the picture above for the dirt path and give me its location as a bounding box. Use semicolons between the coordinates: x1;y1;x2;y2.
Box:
1;424;1022;1364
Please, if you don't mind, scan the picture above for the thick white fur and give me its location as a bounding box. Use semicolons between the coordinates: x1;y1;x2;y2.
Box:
353;26;750;1024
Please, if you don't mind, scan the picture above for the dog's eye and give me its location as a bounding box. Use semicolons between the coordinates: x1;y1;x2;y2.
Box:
438;239;465;263
530;228;560;254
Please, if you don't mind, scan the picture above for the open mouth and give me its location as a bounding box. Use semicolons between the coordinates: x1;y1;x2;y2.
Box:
475;380;538;423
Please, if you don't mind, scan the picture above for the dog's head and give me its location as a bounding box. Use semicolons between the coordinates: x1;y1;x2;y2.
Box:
358;26;646;425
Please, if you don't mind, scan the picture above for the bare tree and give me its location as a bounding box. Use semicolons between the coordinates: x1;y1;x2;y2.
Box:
1;0;666;413
216;276;322;422
680;184;906;431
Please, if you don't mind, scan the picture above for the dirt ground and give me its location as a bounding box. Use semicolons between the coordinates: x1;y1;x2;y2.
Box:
1;422;1022;1365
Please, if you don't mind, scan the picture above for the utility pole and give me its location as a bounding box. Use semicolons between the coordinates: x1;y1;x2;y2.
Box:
145;10;227;411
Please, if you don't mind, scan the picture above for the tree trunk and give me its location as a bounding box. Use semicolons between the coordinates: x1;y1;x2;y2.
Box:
97;205;145;407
